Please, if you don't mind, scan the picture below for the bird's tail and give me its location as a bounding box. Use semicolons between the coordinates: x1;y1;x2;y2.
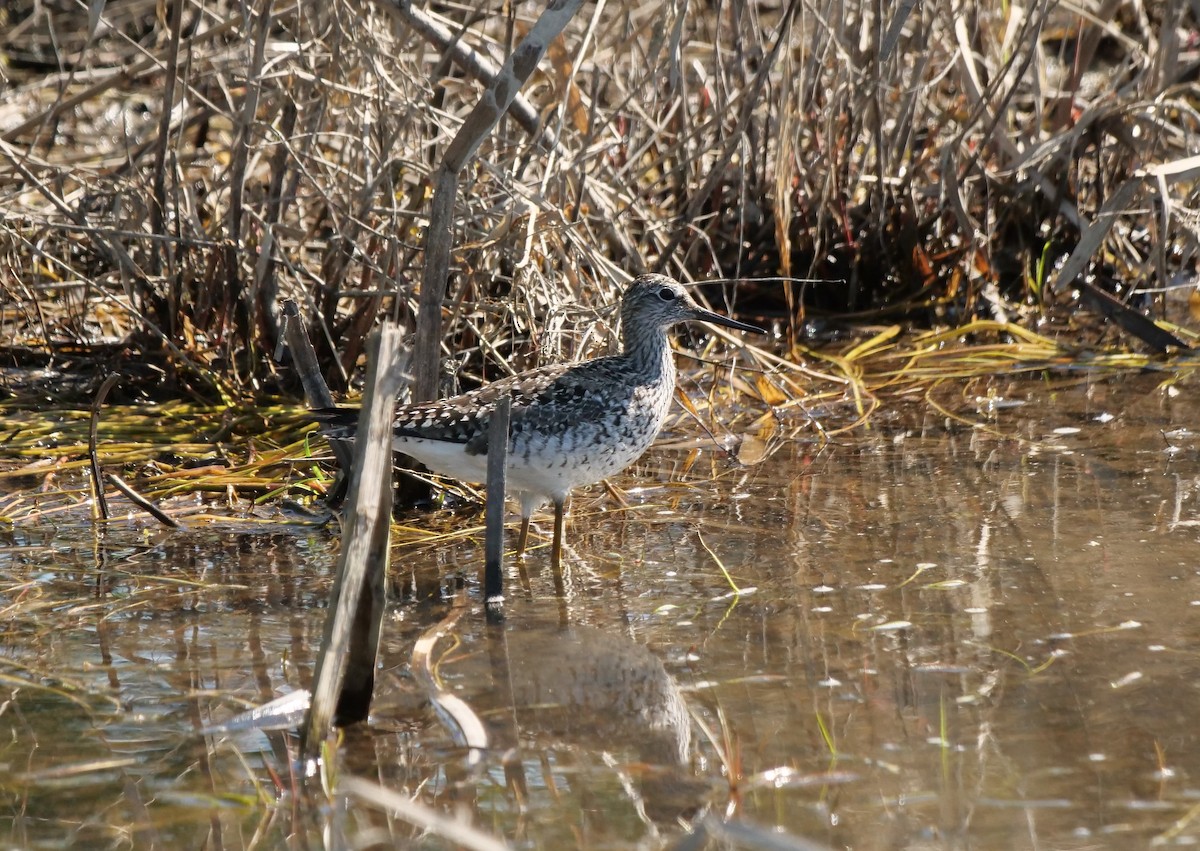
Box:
307;407;360;441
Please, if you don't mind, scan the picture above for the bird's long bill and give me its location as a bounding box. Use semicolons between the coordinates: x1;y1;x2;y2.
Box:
690;306;766;335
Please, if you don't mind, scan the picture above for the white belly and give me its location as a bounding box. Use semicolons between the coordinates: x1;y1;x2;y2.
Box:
395;408;661;509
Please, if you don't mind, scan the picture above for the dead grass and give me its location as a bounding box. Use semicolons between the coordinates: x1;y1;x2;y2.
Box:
0;0;1196;410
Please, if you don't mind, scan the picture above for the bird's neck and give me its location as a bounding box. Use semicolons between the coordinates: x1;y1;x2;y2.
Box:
621;325;674;383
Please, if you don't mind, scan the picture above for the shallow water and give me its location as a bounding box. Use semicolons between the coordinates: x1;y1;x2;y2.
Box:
5;373;1200;849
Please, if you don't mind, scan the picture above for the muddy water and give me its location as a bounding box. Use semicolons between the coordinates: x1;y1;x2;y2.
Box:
4;374;1200;849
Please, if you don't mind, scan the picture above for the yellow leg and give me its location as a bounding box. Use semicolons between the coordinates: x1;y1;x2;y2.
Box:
551;499;566;573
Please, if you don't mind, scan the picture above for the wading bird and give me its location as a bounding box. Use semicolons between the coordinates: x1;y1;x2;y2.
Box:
319;274;763;570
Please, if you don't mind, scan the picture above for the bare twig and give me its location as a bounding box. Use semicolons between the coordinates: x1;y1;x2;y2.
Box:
279;300;355;474
148;0;185;274
226;0;274;346
484;393;511;609
106;473;181;528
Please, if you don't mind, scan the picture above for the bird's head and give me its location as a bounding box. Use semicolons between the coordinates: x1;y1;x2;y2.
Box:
619;274;763;336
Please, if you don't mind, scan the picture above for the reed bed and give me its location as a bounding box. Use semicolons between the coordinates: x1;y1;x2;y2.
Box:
0;1;1196;519
1;0;1196;416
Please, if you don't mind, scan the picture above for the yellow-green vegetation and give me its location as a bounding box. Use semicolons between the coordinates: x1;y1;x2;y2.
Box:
2;318;1195;521
0;401;326;522
1;0;1197;509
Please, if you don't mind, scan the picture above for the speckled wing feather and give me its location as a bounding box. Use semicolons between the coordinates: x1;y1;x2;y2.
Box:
395;362;575;452
465;356;646;455
311;361;580;447
313;355;646;453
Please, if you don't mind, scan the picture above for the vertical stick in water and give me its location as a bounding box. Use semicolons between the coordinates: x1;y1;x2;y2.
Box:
483;393;511;610
301;322;403;763
87;373;120;522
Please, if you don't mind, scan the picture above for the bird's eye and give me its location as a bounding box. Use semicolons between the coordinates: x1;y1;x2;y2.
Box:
657;286;677;301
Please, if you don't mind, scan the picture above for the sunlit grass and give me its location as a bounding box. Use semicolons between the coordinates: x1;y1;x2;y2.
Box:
4;326;1199;523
